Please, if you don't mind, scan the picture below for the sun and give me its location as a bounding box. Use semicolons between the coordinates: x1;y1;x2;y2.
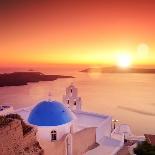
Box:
116;53;132;68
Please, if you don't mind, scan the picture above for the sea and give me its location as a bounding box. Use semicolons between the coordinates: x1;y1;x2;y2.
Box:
0;67;155;135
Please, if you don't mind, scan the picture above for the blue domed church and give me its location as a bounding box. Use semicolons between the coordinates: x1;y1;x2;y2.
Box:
28;99;76;142
14;84;119;155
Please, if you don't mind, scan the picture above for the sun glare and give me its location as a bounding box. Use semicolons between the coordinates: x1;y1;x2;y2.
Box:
116;53;132;68
137;43;149;58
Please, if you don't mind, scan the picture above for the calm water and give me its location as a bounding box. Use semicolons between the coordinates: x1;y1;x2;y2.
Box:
0;68;155;135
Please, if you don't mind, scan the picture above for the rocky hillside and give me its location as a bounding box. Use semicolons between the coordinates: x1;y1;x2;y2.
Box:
0;114;44;155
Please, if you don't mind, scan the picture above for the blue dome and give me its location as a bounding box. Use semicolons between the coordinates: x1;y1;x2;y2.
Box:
28;100;75;126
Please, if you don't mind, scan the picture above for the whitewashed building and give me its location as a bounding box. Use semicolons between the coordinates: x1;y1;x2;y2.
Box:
1;83;128;155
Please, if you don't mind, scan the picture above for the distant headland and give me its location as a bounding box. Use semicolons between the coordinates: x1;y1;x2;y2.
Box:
0;72;74;87
80;66;155;74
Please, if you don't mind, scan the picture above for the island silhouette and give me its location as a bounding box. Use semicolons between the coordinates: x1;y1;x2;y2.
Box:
80;66;155;74
0;72;73;87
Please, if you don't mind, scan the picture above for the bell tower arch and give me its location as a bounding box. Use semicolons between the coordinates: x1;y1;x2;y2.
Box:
63;83;82;111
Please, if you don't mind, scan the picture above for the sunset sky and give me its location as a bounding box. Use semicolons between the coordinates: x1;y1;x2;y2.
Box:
1;0;155;67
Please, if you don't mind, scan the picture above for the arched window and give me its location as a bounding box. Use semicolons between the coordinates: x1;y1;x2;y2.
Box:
70;89;72;93
74;101;76;105
51;130;57;141
67;100;69;104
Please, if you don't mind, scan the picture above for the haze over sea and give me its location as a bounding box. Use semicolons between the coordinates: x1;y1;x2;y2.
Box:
0;67;155;135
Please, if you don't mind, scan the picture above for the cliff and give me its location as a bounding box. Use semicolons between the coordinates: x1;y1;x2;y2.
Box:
0;114;44;155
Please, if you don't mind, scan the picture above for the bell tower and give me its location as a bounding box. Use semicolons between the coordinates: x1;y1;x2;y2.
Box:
63;83;82;111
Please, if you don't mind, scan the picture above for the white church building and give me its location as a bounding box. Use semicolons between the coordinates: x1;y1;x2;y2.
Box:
1;84;128;155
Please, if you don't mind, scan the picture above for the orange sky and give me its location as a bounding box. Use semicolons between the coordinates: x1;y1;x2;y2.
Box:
1;0;155;67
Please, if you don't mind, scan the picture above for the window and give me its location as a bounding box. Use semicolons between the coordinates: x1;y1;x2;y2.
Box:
74;101;76;105
70;89;72;93
51;130;57;141
67;100;69;104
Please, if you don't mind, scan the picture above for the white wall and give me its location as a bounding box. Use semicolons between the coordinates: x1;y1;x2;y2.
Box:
96;116;112;142
37;122;73;141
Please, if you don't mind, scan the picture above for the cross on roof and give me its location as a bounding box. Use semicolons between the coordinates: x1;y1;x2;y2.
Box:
48;92;52;101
